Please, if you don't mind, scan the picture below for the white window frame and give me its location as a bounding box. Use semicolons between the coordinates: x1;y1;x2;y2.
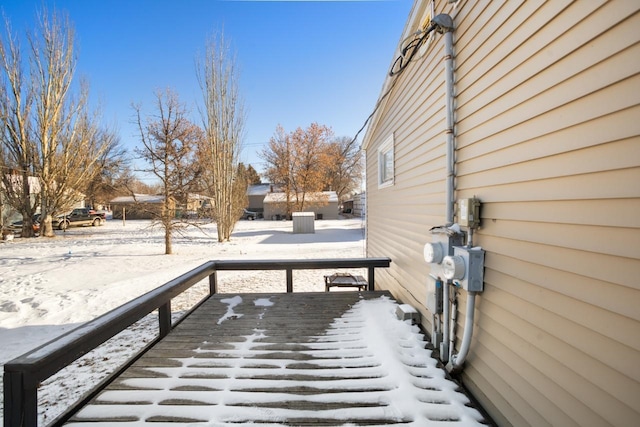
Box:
378;134;395;188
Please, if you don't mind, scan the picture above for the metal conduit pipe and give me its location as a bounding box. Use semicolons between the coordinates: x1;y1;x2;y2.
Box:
448;292;477;372
448;295;458;362
432;13;455;363
442;279;451;362
442;27;455;225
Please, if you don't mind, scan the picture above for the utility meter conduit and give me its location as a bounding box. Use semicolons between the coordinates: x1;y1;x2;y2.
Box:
431;14;482;373
448;292;477;372
433;13;455;363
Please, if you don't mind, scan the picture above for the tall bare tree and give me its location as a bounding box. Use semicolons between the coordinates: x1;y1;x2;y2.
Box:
0;16;39;237
196;32;246;242
134;88;203;255
1;10;111;237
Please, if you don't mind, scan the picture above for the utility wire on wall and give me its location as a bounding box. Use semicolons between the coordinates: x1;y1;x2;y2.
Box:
350;21;440;147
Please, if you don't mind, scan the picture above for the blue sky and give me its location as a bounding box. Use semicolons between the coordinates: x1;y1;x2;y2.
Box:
2;0;412;176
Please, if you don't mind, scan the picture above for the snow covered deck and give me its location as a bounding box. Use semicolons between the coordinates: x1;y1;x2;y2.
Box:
65;291;486;426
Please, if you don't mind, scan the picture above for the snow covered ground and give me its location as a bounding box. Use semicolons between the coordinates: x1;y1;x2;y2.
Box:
1;218;484;425
1;218;370;423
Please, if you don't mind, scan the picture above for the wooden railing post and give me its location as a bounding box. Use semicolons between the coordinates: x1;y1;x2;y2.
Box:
368;267;375;291
209;270;217;295
3;370;38;427
286;268;293;293
159;301;172;338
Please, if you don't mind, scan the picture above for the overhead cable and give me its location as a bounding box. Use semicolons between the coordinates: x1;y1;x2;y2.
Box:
350;22;439;147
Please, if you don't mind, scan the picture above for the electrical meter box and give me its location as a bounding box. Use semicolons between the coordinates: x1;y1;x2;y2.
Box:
442;246;485;292
458;198;481;228
423;230;464;278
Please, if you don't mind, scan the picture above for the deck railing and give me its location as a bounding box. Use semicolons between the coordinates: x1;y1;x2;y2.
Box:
3;257;391;427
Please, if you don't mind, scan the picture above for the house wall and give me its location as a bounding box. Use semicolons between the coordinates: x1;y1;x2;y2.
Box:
248;194;266;212
363;1;640;426
111;203;170;220
353;193;366;218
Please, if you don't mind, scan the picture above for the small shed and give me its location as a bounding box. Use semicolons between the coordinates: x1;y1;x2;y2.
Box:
292;212;315;234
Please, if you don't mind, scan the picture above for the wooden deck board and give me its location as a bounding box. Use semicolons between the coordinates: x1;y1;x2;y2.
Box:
65;291;487;426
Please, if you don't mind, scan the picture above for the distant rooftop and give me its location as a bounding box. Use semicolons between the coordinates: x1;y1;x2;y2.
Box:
264;191;338;204
110;194;165;204
247;183;280;196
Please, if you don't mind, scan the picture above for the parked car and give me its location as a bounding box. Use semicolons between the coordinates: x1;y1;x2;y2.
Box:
56;208;106;230
241;209;257;220
6;214;41;236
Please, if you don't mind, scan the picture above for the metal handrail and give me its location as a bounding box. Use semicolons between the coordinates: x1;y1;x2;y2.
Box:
3;257;391;427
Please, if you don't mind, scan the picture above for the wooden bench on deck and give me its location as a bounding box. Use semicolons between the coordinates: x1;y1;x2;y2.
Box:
324;272;368;291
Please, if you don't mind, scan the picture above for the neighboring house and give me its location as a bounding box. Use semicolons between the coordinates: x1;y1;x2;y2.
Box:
246;184;274;213
353;192;366;218
1;176;41;225
110;194;175;220
1;174;85;223
341;193;366;218
185;193;213;216
263;191;339;220
341;199;354;214
362;1;639;426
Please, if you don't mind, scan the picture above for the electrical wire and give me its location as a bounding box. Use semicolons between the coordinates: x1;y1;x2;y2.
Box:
350;23;438;147
389;23;436;77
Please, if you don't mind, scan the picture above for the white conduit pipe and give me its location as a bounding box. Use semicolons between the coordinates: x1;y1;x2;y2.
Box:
448;292;477;371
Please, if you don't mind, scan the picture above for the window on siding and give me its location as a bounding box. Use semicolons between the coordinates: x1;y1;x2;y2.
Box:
378;134;394;188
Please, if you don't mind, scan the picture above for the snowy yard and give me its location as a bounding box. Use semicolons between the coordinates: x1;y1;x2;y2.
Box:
1;218;368;424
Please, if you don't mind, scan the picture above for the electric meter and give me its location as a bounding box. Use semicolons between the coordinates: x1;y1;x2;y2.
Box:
442;255;465;280
443;246;486;292
423;242;445;264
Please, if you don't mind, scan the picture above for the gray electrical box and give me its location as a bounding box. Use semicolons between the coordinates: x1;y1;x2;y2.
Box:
442;246;485;292
458;198;481;228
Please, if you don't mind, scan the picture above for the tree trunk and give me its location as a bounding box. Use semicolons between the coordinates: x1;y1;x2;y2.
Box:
165;225;172;255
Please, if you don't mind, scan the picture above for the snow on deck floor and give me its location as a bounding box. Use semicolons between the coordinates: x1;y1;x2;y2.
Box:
66;292;486;426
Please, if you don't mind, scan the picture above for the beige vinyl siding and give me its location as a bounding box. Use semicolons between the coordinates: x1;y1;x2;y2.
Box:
364;0;640;426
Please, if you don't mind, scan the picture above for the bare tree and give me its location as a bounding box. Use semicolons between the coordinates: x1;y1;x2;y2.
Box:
231;162;249;218
324;136;363;202
289;123;333;212
31;11;111;236
196;32;246;242
261;125;292;216
262;123;334;216
1;10;111;237
134;88;202;254
84;128;128;209
0;15;38;237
